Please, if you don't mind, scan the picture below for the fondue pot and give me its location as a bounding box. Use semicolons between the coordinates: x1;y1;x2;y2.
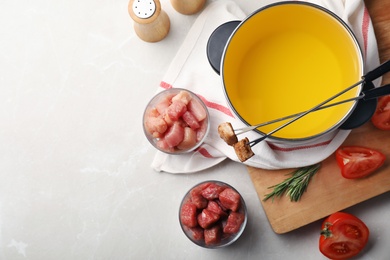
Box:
207;2;376;143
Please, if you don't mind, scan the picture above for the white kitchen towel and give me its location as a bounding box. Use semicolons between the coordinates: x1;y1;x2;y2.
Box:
151;0;380;173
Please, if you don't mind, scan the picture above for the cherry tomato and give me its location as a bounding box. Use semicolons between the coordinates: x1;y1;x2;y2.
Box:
319;212;369;259
335;146;385;179
371;95;390;130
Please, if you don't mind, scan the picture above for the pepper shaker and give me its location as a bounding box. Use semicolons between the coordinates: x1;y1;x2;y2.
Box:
128;0;170;42
170;0;206;15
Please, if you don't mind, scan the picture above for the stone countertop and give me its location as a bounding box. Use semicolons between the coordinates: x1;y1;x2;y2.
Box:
1;0;389;259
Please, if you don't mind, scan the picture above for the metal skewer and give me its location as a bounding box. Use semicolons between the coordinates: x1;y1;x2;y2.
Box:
235;85;388;136
247;81;363;147
245;59;390;147
235;96;361;136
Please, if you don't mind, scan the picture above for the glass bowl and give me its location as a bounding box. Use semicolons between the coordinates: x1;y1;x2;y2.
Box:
143;88;210;154
179;180;247;248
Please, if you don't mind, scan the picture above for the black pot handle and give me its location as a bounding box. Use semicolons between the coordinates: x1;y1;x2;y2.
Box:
339;81;377;130
363;60;390;83
363;83;390;100
206;21;241;75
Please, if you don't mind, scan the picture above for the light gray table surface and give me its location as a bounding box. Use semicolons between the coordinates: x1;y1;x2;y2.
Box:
1;0;389;259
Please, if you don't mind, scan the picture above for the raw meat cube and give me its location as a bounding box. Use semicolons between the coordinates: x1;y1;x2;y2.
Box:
201;183;226;200
144;116;168;135
219;188;241;212
196;120;208;142
163;113;174;126
172;90;192;105
167;100;187;121
198;182;211;190
148;107;160;117
152;130;164;138
155;97;171;115
223;212;245;234
197;209;220;229
189;226;204;241
177;127;197;150
164;123;185;148
206;200;228;218
188;98;207;122
216;199;228;212
156;139;174;153
182;111;200;130
204;225;222;245
180;202;198;228
190;185;208;209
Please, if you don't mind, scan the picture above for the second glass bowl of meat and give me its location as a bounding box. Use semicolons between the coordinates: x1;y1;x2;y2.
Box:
179;180;247;248
143;88;210;154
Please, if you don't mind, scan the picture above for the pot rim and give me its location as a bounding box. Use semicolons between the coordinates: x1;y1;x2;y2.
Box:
220;1;364;143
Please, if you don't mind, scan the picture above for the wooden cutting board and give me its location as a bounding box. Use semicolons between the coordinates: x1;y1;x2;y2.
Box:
248;122;390;234
247;0;390;234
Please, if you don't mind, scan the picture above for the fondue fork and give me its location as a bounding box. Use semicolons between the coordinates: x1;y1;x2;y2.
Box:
235;84;390;136
243;60;390;147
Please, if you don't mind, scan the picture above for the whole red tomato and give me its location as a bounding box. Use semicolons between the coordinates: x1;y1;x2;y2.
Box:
319;212;369;259
335;146;385;179
371;95;390;130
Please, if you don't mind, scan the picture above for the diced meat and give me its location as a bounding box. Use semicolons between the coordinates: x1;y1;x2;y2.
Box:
198;182;212;190
177;127;197;150
196;120;208;142
204;225;222;245
197;209;220;229
189;226;204;240
167;100;187;121
177;118;188;128
172;90;192;105
163;113;174;126
180;181;246;247
182;111;200;130
144;116;168;135
146;89;209;153
218;122;238;145
223;212;245;234
148;107;160;117
188;98;207;122
216;199;228;212
152;132;162;138
201;183;226;200
206;200;228;218
155;97;171;115
164;123;185;148
156;139;174;152
180;202;198;228
233;137;254;162
190;185;208;209
219;188;241;212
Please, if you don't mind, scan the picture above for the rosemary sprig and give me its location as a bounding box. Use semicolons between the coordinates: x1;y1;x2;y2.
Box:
263;163;321;202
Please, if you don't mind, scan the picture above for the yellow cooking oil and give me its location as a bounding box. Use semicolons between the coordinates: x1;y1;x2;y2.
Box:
223;4;362;140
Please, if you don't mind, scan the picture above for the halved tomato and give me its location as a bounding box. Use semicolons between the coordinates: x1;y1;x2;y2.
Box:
319;212;369;259
335;146;385;179
371;95;390;130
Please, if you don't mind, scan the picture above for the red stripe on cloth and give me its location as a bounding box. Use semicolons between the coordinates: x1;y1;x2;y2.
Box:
196;94;234;117
268;139;332;152
160;81;173;89
159;81;234;117
197;147;214;158
362;6;370;59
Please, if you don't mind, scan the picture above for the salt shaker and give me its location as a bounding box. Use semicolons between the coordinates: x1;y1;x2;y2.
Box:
128;0;170;42
170;0;206;15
